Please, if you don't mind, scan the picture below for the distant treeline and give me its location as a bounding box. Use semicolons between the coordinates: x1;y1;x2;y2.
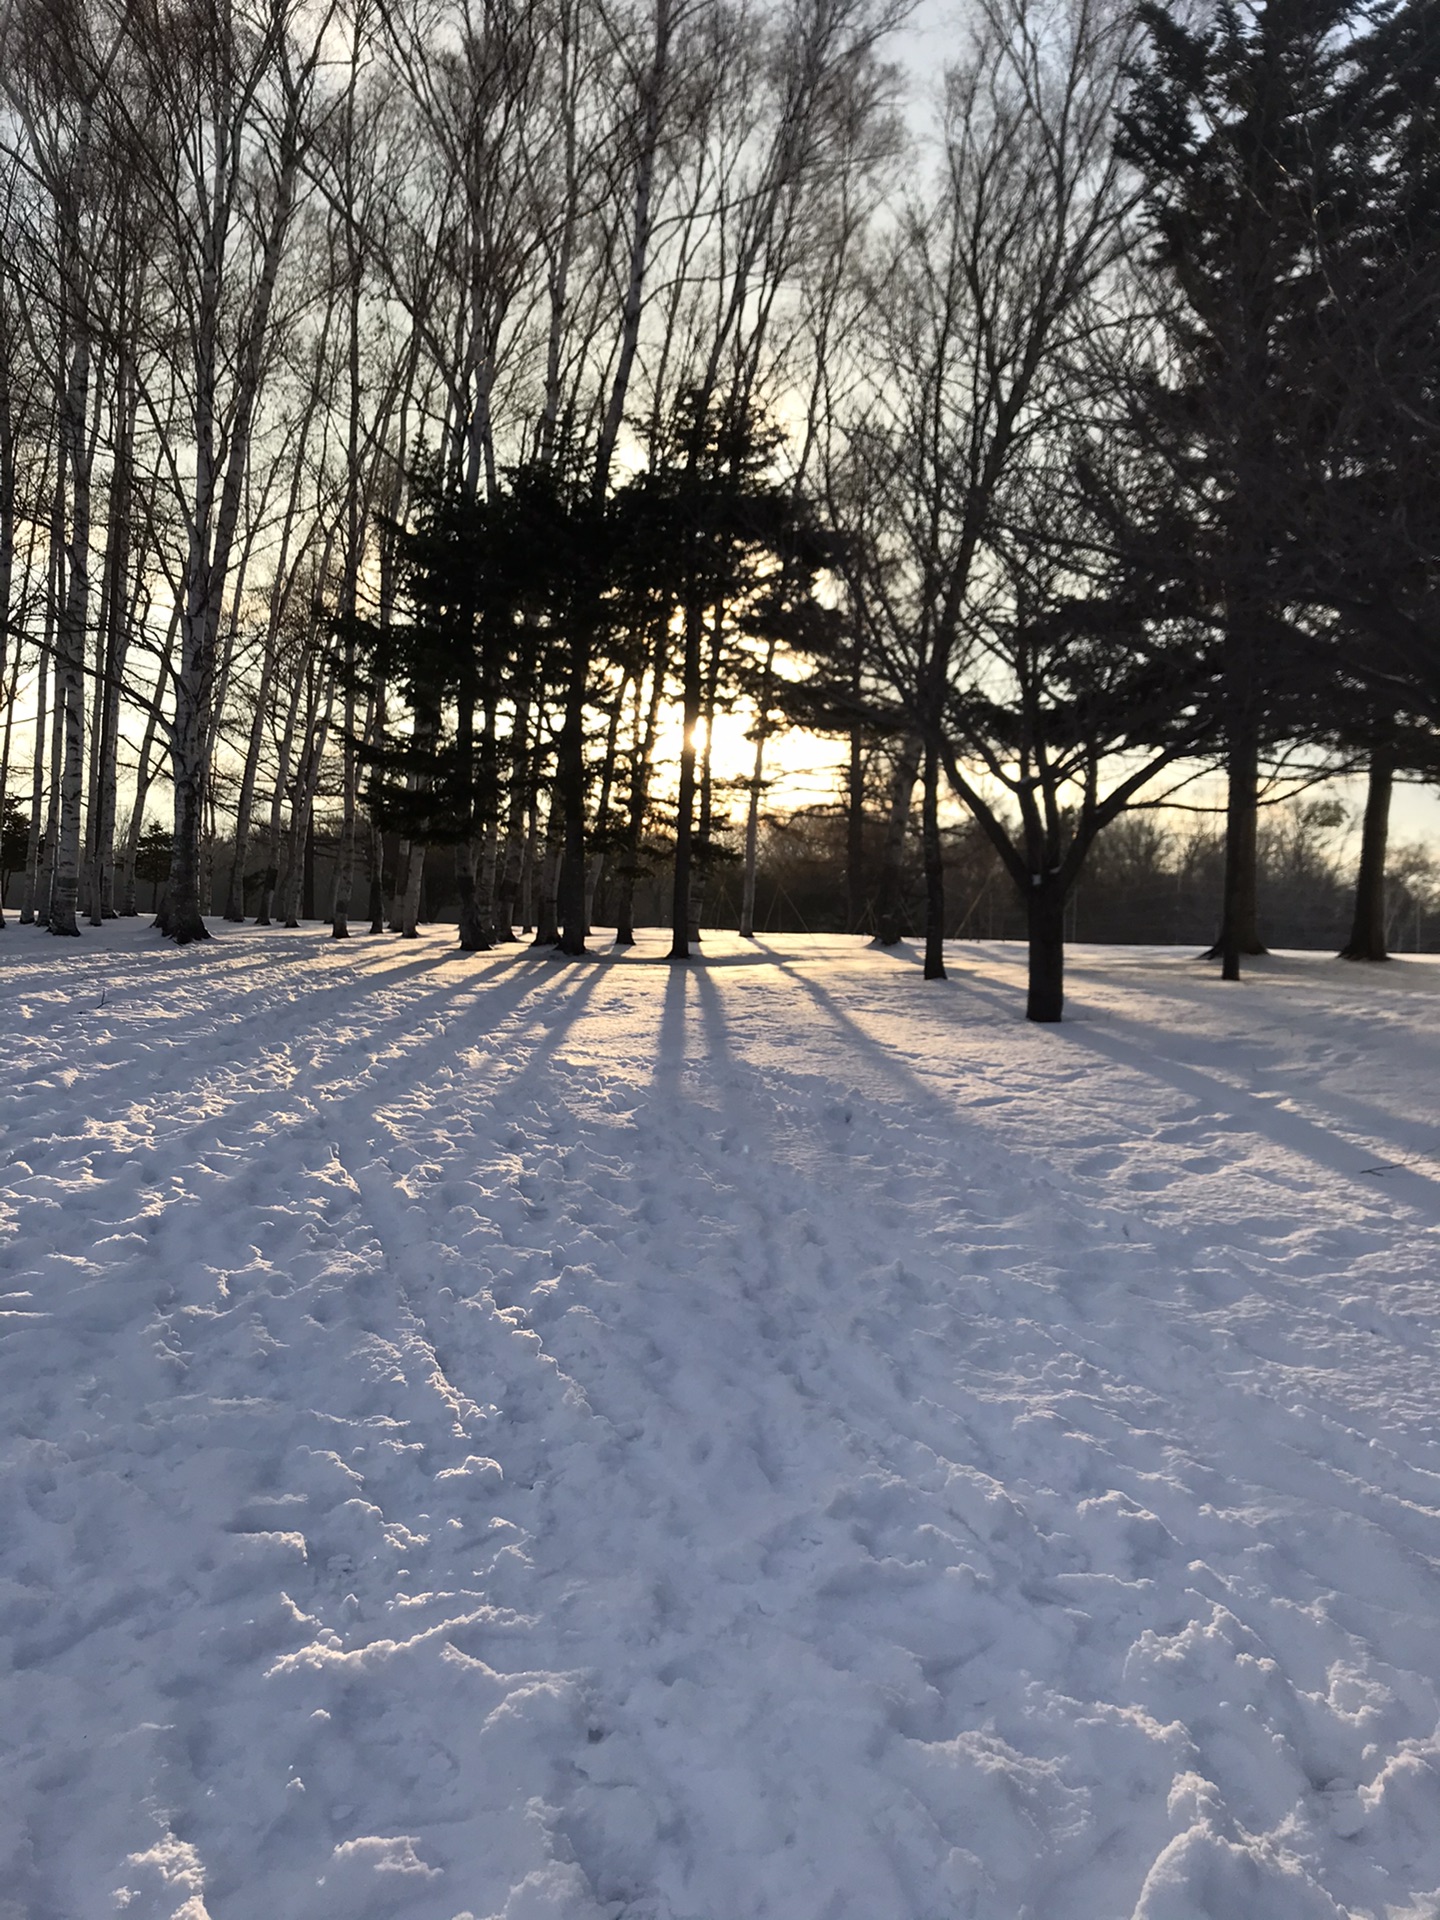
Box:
19;790;1430;961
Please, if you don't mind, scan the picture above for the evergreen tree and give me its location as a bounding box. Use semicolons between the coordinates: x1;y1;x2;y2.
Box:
1119;0;1367;980
349;473;546;950
1122;0;1440;971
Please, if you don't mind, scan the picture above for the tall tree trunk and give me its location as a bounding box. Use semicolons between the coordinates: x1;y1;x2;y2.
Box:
1025;878;1066;1023
874;739;920;946
367;824;385;933
87;352;137;926
333;683;376;938
1340;735;1394;962
688;604;727;943
544;0;673;955
613;623;669;946
282;676;332;926
117;690;166;917
738;738;767;943
302;813;316;920
387;839;409;931
477;817;500;941
50;319;91;938
35;678;63;930
395;696;437;939
227;334;327;920
164;94;306;944
594;0;673;486
224;635;280;919
455;669;493;952
84;497;110;920
520;790;539;934
0;368;14;928
739;636;778;940
399;840;425;938
330;702;359;937
494;674;537;941
921;740;945;979
331;168;366;940
1210;714;1262;981
89;610;125;922
669;598;704;960
533;794;563;946
554;636;590;957
254;660;305;926
586;681;626;932
544;0;675;959
845;724;867;934
0;372;12;793
19;627;48;924
0;647;18;928
455;838;487;950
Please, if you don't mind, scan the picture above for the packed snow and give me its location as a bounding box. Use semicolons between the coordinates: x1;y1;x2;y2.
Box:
3;925;1439;1920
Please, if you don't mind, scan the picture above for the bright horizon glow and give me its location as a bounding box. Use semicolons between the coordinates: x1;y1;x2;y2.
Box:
648;697;851;819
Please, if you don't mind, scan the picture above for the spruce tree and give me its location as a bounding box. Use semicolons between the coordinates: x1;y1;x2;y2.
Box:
1120;1;1365;980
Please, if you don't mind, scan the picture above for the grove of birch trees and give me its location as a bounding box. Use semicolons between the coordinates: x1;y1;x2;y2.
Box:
1;0;1437;1019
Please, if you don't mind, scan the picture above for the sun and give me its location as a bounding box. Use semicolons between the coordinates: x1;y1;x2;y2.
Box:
647;696;850;818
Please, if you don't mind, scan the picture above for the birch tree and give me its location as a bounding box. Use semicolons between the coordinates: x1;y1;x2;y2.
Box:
116;0;338;942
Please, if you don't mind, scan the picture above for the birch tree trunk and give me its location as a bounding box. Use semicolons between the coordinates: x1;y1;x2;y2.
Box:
532;794;563;947
18;596;48;924
152;13;323;943
0;342;14;929
87;336;139;925
117;688;166;918
49;309;92;938
224;632;281;920
34;662;63;927
282;672;332;927
254;656;306;927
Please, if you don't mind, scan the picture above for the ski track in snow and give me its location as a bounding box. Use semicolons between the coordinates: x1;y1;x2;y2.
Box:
2;925;1439;1920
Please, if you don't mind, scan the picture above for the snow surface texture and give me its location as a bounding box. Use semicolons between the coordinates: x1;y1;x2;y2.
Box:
2;927;1439;1920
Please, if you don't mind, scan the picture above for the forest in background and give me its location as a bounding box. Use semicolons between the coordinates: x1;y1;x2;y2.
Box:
1;0;1437;1019
19;792;1430;952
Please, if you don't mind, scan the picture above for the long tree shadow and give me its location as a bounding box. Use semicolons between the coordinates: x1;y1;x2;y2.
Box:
699;948;1093;1225
756;946;1440;1228
875;937;1440;1109
688;963;761;1130
1062;981;1440;1143
8;960;625;1351
870;939;1035;1023
19;933;515;1063
881;940;1440;1214
47;953;617;1189
652;963;696;1101
461;955;621;1109
608;943;795;969
758;949;1012;1117
1047;1016;1440;1222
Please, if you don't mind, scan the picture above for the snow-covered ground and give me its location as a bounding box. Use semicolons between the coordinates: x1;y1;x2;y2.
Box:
3;925;1439;1920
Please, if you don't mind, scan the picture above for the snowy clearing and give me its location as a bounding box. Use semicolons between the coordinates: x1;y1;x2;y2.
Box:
3;926;1440;1920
